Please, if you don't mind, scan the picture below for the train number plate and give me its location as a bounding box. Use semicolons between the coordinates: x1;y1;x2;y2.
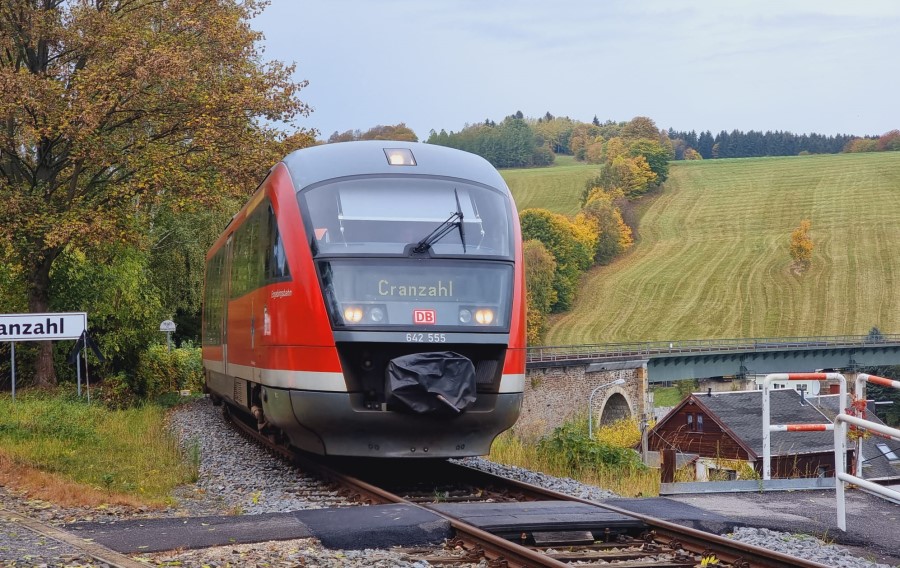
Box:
413;309;436;324
405;333;447;343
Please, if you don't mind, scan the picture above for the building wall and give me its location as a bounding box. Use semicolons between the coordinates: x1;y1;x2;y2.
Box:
515;363;647;439
647;400;750;460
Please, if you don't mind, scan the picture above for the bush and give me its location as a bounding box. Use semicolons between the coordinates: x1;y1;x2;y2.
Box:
538;420;645;473
97;372;141;410
134;344;203;400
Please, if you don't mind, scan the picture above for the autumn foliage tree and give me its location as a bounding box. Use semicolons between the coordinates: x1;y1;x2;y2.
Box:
522;240;557;343
520;209;595;312
0;0;313;386
578;189;633;265
789;219;814;271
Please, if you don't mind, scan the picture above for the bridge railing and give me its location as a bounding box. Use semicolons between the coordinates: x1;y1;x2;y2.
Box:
525;333;900;363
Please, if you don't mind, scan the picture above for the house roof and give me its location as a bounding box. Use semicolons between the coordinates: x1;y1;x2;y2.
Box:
807;394;900;480
698;389;835;457
655;389;836;458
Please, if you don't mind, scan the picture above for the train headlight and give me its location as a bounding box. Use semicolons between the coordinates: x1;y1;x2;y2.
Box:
368;306;385;323
343;306;364;323
383;148;416;166
474;308;495;325
458;308;472;324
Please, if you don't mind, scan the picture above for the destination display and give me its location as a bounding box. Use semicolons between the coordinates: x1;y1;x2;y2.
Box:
0;312;87;342
323;260;511;305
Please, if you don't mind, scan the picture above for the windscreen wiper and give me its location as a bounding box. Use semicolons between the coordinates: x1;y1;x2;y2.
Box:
412;189;466;254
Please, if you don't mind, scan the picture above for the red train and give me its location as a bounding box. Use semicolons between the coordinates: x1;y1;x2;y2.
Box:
202;141;526;457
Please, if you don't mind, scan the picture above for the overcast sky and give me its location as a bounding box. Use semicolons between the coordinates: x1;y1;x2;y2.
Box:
253;1;900;141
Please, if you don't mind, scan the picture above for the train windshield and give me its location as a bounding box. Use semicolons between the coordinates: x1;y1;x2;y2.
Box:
319;259;513;331
299;177;511;258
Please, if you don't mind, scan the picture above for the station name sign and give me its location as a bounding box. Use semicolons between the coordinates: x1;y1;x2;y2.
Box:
0;312;87;342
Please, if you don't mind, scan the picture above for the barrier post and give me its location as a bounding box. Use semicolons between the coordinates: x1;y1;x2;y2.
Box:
762;373;846;480
834;374;900;531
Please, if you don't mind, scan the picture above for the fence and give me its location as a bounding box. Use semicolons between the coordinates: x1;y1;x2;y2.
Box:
834;373;900;531
761;372;846;481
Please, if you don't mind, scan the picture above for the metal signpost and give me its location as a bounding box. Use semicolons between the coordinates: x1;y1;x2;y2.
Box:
1;312;87;400
160;320;176;351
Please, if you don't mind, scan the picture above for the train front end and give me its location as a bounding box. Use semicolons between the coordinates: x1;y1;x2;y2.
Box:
277;142;525;457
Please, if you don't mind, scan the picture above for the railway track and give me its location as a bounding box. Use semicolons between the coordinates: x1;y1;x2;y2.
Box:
225;406;835;568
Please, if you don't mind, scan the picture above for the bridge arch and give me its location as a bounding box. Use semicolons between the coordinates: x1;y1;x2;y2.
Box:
593;387;633;426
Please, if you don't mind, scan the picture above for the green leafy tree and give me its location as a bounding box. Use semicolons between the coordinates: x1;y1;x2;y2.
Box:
331;123;418;143
628;138;673;183
427;115;554;168
522;239;557;344
0;0;313;385
520;209;594;312
50;245;165;376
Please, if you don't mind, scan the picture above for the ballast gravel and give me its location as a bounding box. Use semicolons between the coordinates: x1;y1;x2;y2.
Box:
0;397;895;567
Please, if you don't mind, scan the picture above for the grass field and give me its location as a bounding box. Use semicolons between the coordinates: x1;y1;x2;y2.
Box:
543;152;900;344
501;155;599;216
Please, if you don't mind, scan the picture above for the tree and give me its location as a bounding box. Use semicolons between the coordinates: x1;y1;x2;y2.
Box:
628;139;672;183
621;116;660;141
330;123;418;143
579;190;633;265
683;148;703;160
520;209;594;312
0;0;313;386
522;240;557;344
789;219;813;271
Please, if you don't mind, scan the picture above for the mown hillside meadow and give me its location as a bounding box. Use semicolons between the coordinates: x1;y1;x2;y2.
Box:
501;155;599;216
534;152;900;345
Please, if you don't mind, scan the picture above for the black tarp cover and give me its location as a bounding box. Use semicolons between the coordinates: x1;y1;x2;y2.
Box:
385;351;476;414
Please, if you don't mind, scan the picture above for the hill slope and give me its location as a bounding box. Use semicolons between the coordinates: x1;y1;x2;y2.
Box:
501;155;598;216
543;152;900;344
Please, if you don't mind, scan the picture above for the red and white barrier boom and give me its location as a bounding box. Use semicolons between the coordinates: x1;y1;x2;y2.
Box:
762;372;846;481
835;374;900;531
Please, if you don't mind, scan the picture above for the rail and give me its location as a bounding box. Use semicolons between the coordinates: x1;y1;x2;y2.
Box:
526;333;900;363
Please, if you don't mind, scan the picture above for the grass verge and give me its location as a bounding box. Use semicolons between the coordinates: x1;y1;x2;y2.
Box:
489;417;659;497
0;389;198;508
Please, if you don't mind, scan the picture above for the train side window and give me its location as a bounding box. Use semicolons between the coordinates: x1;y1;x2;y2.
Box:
231;206;266;298
203;248;226;344
265;204;291;281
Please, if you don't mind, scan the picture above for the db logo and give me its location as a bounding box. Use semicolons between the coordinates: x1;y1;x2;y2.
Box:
413;309;436;325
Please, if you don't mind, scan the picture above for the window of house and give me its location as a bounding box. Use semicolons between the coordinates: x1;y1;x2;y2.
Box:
696;414;704;432
876;443;900;463
687;413;693;430
709;468;736;481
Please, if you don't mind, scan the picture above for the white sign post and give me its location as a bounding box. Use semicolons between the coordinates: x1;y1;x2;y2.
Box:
1;312;87;400
160;320;176;351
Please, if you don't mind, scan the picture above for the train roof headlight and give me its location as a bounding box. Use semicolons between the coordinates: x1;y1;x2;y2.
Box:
368;306;385;323
459;308;472;324
343;306;364;323
384;148;416;166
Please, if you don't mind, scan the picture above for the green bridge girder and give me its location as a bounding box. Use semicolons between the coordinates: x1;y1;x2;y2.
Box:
526;334;900;382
